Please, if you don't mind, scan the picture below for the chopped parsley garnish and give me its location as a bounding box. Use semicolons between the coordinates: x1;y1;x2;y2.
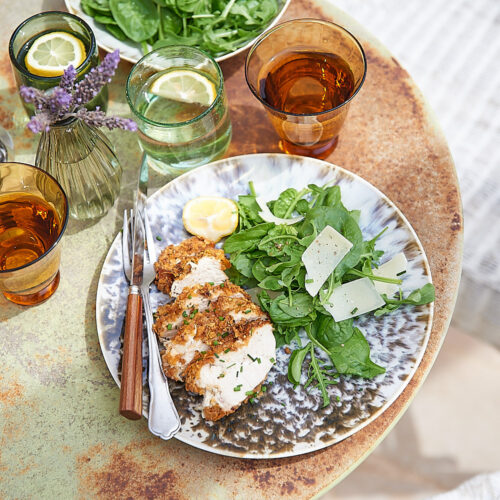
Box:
182;311;188;318
213;340;219;346
221;332;229;338
261;385;267;392
208;281;214;285
270;357;275;363
167;324;173;330
187;294;192;299
243;309;251;314
336;395;341;402
234;384;242;392
245;390;255;396
250;398;257;404
183;319;189;325
219;316;225;321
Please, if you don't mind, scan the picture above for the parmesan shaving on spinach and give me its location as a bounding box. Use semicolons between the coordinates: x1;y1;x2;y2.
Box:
223;181;435;408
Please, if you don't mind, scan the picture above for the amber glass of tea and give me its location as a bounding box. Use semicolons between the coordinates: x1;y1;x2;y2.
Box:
245;19;367;158
0;163;68;305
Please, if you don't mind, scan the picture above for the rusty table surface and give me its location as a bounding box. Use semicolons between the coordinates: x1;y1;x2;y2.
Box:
0;0;462;498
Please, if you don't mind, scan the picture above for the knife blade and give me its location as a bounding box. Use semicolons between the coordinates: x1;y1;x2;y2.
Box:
119;156;148;420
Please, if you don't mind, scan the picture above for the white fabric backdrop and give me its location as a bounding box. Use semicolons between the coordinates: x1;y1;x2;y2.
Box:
332;0;500;345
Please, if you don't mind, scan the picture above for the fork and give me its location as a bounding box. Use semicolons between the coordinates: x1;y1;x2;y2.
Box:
142;211;181;439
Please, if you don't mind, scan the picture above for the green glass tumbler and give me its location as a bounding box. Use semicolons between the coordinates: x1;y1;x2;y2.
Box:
9;11;108;116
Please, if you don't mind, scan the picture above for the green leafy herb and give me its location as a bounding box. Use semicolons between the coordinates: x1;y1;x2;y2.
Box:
223;181;436;409
84;0;282;58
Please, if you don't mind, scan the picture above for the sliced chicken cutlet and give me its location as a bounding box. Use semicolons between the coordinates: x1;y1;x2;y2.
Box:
160;309;235;381
159;289;264;381
153;281;246;339
185;319;276;421
154;236;229;297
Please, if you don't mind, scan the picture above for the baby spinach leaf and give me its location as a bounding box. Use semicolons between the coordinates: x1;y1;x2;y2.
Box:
328;328;386;378
288;345;309;386
105;24;128;40
110;0;159;42
277;293;314;318
224;223;274;254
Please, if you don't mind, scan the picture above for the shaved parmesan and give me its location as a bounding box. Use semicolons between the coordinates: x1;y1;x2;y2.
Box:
255;196;304;225
302;225;353;296
373;253;408;296
324;277;385;322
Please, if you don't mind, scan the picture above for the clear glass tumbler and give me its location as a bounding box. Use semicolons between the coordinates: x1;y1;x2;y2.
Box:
126;45;232;176
245;19;367;159
0;162;68;305
9;11;108;116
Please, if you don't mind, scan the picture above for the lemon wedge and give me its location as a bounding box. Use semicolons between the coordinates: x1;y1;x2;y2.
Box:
150;70;217;106
182;196;238;242
25;31;86;77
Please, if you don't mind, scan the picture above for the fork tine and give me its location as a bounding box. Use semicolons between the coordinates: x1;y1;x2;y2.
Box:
144;209;157;264
122;210;131;279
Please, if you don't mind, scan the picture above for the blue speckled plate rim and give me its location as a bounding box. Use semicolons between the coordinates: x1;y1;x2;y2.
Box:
96;153;434;458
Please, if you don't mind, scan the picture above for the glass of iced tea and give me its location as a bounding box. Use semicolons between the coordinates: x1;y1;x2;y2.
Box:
9;11;107;116
245;19;367;158
126;46;232;175
0;163;68;306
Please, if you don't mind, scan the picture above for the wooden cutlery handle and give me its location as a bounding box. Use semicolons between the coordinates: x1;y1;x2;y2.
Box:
119;290;143;420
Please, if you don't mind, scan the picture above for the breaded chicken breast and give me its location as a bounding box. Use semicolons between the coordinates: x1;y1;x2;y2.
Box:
184;320;275;421
153;281;245;339
153;237;276;421
154;237;230;297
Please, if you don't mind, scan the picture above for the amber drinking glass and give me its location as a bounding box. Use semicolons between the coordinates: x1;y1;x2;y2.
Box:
245;19;366;158
0;163;68;305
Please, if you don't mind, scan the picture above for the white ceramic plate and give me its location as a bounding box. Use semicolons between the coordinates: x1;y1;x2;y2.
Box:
96;153;434;459
65;0;291;64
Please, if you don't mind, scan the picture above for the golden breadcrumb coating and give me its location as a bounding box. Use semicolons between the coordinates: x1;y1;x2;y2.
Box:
154;237;230;295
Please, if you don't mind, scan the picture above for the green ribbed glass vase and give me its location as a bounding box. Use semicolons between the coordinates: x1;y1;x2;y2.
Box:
35;118;122;220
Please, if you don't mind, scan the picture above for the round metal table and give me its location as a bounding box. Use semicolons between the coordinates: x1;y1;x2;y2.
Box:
0;0;462;498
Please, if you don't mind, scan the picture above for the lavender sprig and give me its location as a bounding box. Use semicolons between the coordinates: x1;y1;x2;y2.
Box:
20;50;136;133
75;108;137;131
73;50;120;106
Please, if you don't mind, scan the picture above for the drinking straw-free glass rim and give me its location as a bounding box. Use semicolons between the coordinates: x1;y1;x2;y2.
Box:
245;18;367;118
126;45;225;128
0;162;68;274
8;10;97;83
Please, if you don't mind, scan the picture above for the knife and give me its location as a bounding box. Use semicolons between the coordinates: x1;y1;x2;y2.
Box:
119;156;148;420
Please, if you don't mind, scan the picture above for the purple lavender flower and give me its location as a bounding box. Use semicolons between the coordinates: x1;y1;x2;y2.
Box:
73;50;120;106
19;50;137;134
20;86;49;111
47;87;73;118
75;108;138;131
59;65;76;92
27;113;51;134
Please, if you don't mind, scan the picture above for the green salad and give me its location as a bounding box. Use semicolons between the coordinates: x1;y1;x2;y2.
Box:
81;0;281;58
223;182;435;407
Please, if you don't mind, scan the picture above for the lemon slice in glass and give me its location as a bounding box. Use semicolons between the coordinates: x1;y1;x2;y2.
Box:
182;196;238;242
150;70;217;106
25;31;86;77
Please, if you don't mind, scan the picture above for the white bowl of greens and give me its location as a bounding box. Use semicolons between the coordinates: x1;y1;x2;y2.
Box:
65;0;291;63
